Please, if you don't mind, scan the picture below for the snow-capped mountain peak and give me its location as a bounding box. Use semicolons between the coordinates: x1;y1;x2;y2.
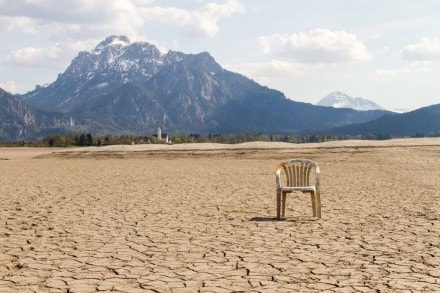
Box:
317;91;385;111
93;35;131;54
20;35;166;111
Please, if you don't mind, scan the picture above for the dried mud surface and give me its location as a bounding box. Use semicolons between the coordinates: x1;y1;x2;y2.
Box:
1;139;439;292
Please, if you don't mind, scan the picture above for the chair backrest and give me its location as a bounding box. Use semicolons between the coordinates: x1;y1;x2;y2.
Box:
276;159;320;188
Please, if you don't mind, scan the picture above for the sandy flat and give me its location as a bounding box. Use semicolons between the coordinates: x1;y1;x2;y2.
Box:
0;138;439;292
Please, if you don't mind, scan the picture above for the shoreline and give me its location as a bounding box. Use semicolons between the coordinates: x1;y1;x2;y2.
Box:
1;137;439;160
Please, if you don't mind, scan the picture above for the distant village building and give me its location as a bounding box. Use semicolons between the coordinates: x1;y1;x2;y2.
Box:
134;127;170;144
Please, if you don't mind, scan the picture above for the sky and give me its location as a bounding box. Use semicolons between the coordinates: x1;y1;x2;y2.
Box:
1;0;440;111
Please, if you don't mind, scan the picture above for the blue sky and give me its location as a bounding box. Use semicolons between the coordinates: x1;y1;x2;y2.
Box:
1;0;440;111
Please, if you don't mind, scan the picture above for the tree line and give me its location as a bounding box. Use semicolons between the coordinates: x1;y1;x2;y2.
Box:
2;131;439;147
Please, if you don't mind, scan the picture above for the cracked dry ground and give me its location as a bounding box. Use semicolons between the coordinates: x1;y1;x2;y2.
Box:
0;145;439;292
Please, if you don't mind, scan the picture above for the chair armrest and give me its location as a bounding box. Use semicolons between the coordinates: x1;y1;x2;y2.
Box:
275;164;285;189
315;165;320;190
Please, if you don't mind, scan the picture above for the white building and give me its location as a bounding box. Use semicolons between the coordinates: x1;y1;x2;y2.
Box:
154;127;168;143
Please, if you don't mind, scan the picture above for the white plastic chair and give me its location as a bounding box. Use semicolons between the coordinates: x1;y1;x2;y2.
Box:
275;159;321;219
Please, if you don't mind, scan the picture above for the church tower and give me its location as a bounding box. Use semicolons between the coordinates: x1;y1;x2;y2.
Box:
157;127;161;141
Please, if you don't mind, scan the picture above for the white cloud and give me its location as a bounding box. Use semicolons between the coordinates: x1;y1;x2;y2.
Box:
0;0;144;41
0;0;243;49
0;80;18;93
2;44;64;69
226;60;309;80
93;1;144;38
402;37;440;60
0;0;137;24
0;16;37;33
258;29;372;64
139;0;245;37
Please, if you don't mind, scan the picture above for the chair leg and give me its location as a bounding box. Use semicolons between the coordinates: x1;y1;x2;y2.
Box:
311;191;316;217
281;191;287;218
316;191;321;219
276;189;281;220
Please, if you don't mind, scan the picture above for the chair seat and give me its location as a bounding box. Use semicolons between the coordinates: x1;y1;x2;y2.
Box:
279;186;316;192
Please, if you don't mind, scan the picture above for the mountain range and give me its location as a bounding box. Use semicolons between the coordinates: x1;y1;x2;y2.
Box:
316;91;385;111
0;35;438;142
322;104;440;137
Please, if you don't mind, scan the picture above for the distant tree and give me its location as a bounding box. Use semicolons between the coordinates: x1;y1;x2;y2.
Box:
45;135;68;147
73;134;79;145
57;135;66;146
86;133;93;145
172;134;189;144
78;134;87;146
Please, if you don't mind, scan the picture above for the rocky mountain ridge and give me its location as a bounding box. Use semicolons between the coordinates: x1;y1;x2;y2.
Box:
16;35;388;137
0;88;69;141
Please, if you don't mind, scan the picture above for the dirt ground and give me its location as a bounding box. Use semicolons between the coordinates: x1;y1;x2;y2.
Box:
0;138;439;292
